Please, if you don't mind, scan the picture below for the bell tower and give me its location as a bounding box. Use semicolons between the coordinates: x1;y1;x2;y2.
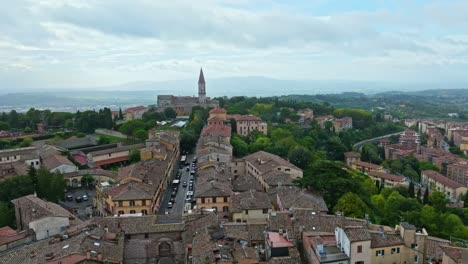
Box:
198;68;206;104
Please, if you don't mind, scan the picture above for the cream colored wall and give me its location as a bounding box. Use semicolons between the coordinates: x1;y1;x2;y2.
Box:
349;241;372;264
370;246;403;264
91;150;129;162
232;209;269;223
196;196;230;212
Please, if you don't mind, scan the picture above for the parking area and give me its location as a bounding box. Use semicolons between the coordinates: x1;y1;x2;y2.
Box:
60;187;96;220
159;154;197;216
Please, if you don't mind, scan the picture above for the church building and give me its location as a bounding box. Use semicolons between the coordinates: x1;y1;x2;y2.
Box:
157;68;219;116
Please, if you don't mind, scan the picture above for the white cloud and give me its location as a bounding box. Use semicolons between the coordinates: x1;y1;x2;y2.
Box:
0;0;467;89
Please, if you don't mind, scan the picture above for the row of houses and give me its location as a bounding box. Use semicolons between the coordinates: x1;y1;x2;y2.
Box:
315;115;353;132
92;130;180;216
3;192;467;264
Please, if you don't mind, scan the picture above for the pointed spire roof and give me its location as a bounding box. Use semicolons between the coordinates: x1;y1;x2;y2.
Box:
198;68;205;83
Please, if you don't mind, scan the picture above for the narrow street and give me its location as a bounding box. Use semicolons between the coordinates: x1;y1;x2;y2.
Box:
158;154;196;216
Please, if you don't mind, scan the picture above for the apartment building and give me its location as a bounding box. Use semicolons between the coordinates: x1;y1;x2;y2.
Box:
422;170;468;200
230;115;268;136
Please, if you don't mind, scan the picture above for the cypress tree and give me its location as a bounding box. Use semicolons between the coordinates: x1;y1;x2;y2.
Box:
408;181;415;198
417;188;422;203
423;188;429;204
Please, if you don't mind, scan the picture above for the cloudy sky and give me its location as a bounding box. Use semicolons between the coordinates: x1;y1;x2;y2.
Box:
1;0;468;90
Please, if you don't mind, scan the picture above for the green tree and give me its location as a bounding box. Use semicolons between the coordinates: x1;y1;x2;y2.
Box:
288;146;311;169
20;137;33;147
0;202;14;228
0;121;9;131
334;192;369;218
296;160;363;210
119;108;124;120
408;181;415;198
464;192;468;208
36;167;65;203
133;128;148;141
417;188;422;203
231;134;249;157
81;174;95;189
129;149;141;163
423;188;429;204
429;191;449;213
164;107;177;119
419;161;440;172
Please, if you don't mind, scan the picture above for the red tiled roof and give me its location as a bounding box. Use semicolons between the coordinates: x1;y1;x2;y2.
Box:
95;156;129;166
200;125;231;137
234;115;262;122
352;160;383;170
422;170;464;189
124;106;147;113
344;152;361;158
268;232;294;248
368;171;404;182
72;154;88;164
209;107;226;114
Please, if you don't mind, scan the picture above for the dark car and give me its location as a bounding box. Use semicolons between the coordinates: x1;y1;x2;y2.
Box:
169;197;175;203
188;186;193;191
66;195;73;201
182;181;187;187
186;167;190;172
75;196;83;203
171;191;177;197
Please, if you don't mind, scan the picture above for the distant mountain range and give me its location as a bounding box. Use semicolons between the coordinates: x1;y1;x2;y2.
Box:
0;76;467;112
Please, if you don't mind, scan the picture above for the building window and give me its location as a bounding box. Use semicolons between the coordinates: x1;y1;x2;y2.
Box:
118;210;124;215
141;209;148;215
245;210;248;215
277;168;281;170
411;243;418;249
357;245;362;253
355;262;364;264
36;161;39;165
212;207;217;212
130;201;135;206
213;197;217;203
142;200;146;206
118;201;123;207
391;247;400;254
414;255;418;263
236;219;241;223
144;233;149;238
223;206;229;212
263;209;268;214
109;153;111;157
125;234;131;239
224;197;228;202
285;168;290;172
376;249;385;256
130;210;136;214
201;198;205;203
234;170;238;173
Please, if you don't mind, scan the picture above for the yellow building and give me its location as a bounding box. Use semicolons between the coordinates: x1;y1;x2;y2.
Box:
208;107;227;120
195;181;231;213
95;182;153;216
231;190;271;223
351;160;384;174
422;170;467;201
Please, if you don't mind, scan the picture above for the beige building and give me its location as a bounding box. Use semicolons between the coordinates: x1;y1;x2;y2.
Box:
351;160;384;174
231;190;272;223
241;151;303;191
98;182;153;216
421;170;467;201
440;245;467;264
231;115;268;136
86;143;145;167
12;195;81;240
368;171;405;188
344;151;361;167
124;105;147;121
446;162;468;187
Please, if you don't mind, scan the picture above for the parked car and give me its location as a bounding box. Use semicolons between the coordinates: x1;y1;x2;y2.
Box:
182;181;187;187
82;195;88;201
75;196;83;203
167;202;173;208
171;191;177;197
169;197;175;203
188;186;193;191
186;167;190;172
66;195;73;202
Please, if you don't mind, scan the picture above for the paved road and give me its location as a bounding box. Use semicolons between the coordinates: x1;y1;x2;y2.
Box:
159;154;196;216
353;131;403;149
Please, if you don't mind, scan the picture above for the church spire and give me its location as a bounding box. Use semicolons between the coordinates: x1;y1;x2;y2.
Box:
198;68;205;84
